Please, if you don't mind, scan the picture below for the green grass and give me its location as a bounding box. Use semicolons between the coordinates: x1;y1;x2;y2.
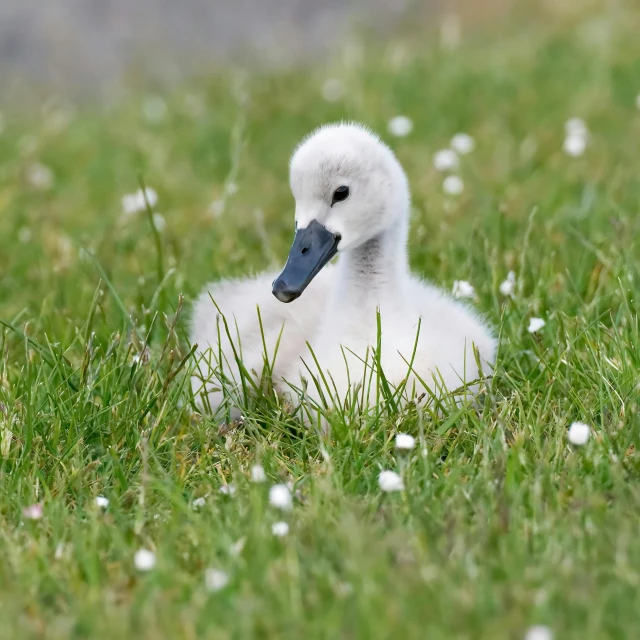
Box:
1;2;640;637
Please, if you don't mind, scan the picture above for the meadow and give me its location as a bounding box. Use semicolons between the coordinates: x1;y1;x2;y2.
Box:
1;2;640;638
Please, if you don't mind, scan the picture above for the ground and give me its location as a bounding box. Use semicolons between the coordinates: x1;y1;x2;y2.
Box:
1;2;640;638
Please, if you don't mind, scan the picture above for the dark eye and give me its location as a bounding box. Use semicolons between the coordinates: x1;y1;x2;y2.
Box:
331;185;350;205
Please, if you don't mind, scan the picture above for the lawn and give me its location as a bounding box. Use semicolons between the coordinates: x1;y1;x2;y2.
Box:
1;2;640;638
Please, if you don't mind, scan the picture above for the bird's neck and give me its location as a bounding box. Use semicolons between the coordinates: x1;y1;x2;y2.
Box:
332;218;410;314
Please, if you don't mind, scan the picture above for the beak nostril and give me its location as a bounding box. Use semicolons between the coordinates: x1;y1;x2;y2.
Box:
301;247;309;255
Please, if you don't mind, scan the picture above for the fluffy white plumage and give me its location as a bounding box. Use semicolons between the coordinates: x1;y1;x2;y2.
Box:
190;123;496;418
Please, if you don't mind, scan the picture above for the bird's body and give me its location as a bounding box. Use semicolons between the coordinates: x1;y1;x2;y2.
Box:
191;123;496;418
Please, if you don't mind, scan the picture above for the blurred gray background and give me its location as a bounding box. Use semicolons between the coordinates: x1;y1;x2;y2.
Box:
0;0;423;99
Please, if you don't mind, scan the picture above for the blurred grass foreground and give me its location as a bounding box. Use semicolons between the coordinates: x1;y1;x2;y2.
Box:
1;1;640;638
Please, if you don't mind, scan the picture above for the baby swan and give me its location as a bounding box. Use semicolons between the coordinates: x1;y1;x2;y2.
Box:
191;123;496;417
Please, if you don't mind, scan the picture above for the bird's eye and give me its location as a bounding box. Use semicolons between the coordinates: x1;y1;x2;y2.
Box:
331;185;350;205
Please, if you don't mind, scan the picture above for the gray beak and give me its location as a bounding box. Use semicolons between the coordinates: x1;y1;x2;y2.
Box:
272;220;340;303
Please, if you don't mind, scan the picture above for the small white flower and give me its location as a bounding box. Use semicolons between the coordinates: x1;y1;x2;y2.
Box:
140;186;158;208
636;94;640;110
26;163;54;190
250;464;267;483
395;433;416;450
568;421;590;446
527;317;546;333
225;181;238;196
499;271;516;297
524;625;553;640
143;96;168;123
54;543;65;560
152;213;166;232
134;548;156;571
443;175;464;195
205;568;229;592
121;194;140;217
208;199;225;218
95;496;109;509
452;280;475;299
388;115;413;137
272;521;290;537
18;227;32;244
563;134;587;157
122;187;158;216
219;484;236;497
321;78;345;102
379;470;404;492
565;118;587;135
192;496;206;508
22;503;44;520
433;148;459;172
269;484;293;511
450;133;475;154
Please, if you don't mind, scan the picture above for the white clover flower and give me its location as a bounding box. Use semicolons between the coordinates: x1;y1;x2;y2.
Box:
524;625;553;640
219;484;236;497
138;186;158;209
272;521;290;537
18;227;32;244
452;280;475;299
378;470;404;492
562;118;588;157
269;484;293;511
95;496;109;509
192;496;206;509
527;317;546;334
122;187;158;216
395;433;416;450
134;548;156;571
433;148;459;172
451;133;475;154
388;116;413;137
565;118;587;135
321;78;345;103
568;421;590;446
208;199;225;218
499;271;516;297
563;134;587;157
22;503;43;520
26;163;54;190
250;464;267;483
143;96;168;123
152;213;166;232
205;568;229;592
443;175;464;195
121;194;140;217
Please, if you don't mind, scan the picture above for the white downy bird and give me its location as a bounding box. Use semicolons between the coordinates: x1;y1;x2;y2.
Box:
191;123;496;420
